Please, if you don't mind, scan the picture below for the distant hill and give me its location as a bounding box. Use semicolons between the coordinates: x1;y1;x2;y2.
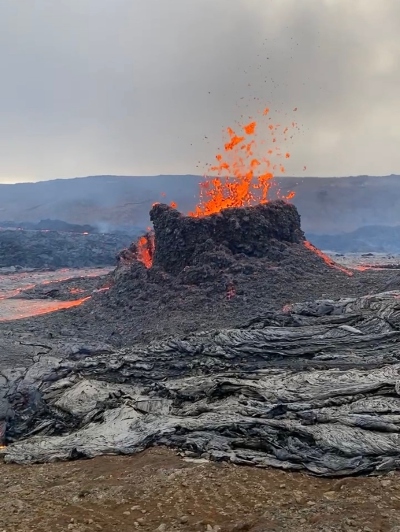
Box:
308;225;400;253
0;219;97;234
1;174;400;234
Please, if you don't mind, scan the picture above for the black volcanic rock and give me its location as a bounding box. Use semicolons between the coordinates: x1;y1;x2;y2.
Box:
150;201;304;275
0;230;133;269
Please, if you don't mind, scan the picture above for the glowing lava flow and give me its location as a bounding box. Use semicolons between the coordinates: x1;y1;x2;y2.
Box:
303;241;353;276
46;296;91;310
0;297;91;322
136;234;155;269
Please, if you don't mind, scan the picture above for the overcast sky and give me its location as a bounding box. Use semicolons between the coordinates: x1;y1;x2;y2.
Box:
0;0;399;183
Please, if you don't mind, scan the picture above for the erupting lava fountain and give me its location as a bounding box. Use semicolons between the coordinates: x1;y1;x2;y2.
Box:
131;106;349;276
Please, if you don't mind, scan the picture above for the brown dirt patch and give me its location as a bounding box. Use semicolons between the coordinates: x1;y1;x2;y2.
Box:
1;447;400;532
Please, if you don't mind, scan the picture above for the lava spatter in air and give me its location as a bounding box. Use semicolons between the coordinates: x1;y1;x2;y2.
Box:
157;107;299;219
188;108;297;217
136;107;299;266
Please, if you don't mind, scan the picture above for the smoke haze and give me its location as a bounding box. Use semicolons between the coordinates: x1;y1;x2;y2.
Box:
0;0;399;182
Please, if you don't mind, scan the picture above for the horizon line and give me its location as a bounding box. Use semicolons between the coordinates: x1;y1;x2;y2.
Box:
1;173;400;186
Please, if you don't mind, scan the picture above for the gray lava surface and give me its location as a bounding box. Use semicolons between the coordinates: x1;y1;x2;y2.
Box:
2;291;400;477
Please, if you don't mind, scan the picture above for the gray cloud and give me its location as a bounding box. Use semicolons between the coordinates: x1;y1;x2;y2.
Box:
0;0;399;182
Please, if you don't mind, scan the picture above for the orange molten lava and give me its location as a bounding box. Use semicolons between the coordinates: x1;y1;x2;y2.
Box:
95;285;111;292
303;241;353;276
136;107;298;267
69;288;85;294
62;297;91;307
0;297;91;322
136;233;155;268
188;109;296;217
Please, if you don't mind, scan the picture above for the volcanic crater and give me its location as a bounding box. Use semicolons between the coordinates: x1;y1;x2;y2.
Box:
99;200;383;343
